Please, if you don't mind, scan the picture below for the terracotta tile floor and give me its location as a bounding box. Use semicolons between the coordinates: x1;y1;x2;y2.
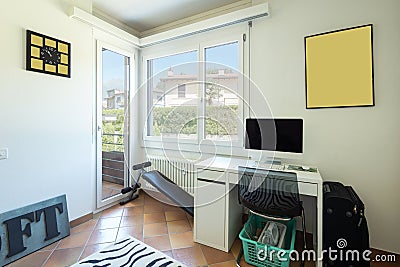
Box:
6;191;399;267
102;181;124;200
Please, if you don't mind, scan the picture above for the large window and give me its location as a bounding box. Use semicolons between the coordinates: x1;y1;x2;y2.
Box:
145;36;242;146
147;50;199;139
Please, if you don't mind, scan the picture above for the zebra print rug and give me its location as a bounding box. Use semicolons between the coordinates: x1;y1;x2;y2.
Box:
71;236;186;267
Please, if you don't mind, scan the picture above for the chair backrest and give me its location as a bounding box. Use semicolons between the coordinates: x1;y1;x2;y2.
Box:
238;167;302;218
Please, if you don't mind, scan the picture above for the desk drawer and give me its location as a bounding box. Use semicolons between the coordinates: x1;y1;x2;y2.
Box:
195;180;226;248
299;182;317;196
227;172;238;184
197;169;226;183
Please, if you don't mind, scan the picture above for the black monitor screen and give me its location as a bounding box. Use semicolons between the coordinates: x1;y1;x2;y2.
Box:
245;118;303;153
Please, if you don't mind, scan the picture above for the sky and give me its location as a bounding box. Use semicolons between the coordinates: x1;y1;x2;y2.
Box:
152;42;239;75
102;49;126;97
205;42;239;71
101;42;239;98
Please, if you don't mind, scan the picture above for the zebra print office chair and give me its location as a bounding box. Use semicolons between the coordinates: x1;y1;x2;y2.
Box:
236;167;307;266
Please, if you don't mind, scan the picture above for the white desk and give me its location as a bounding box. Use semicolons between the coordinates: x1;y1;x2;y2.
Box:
194;157;323;267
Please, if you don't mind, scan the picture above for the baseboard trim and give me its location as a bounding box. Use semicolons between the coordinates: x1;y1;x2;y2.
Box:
69;213;93;228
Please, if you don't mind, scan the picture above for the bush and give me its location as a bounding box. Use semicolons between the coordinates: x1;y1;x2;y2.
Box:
102;109;125;152
152;105;238;136
100;105;239;151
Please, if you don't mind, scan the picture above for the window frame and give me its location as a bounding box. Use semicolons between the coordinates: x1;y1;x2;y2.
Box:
143;47;200;144
200;37;244;148
94;30;137;208
141;25;246;150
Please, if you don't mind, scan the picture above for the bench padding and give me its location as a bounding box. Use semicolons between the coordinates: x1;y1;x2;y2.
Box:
142;170;194;216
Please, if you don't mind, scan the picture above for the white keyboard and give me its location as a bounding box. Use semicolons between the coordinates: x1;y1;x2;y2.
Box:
270;164;285;171
253;163;286;171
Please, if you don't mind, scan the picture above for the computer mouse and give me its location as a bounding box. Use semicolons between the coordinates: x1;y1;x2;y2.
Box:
302;166;310;170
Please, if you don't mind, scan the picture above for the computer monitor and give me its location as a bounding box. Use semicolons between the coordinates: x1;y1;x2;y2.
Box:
245;118;303;154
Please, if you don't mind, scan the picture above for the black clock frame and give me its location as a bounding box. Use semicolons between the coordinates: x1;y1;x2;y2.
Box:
26;30;71;78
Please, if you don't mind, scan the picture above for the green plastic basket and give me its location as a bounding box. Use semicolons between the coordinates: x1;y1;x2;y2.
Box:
239;214;296;267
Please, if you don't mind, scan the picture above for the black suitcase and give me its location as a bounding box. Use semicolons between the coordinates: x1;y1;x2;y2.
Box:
323;181;370;267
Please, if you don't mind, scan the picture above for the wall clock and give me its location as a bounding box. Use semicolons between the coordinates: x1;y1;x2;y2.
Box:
26;30;71;78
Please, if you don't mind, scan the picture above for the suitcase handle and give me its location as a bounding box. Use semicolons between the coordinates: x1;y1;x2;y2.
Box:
345;186;365;227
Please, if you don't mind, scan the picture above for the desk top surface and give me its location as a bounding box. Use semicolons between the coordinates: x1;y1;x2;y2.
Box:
195;156;323;184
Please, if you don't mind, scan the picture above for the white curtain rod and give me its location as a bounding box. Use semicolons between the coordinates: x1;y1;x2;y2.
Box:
140;3;269;48
69;3;269;49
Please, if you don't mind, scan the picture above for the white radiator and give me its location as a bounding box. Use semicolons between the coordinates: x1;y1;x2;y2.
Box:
144;155;195;195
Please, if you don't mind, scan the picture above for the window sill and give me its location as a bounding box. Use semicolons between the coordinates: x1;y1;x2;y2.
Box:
142;138;246;158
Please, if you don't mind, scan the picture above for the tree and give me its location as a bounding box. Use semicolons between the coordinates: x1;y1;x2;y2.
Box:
205;81;222;105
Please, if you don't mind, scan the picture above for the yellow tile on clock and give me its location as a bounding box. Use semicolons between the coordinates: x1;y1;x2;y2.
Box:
45;64;56;73
58;64;69;75
45;38;56;48
60;54;68;64
31;35;43;47
31;58;43;70
31;46;40;58
58;43;69;54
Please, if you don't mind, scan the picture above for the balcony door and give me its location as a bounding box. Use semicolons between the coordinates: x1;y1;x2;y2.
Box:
96;41;132;208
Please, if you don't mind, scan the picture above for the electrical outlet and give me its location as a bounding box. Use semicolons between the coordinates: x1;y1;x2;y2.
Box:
0;148;8;160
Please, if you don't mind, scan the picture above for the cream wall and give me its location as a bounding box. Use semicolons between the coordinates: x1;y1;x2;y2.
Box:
249;0;400;253
0;0;94;220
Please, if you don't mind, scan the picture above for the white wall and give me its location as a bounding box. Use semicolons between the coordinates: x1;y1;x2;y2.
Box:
2;0;398;254
139;0;400;253
140;0;400;254
0;0;94;221
249;0;400;253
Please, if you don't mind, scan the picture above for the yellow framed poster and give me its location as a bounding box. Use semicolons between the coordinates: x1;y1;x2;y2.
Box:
305;24;374;108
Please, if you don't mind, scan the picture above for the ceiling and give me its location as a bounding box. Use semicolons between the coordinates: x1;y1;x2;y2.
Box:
93;0;244;33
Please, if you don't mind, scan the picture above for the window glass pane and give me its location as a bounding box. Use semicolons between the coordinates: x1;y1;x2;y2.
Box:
102;49;128;152
205;42;239;141
101;48;129;200
147;51;198;139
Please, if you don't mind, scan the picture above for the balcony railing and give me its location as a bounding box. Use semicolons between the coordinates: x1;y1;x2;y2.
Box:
102;133;124;186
